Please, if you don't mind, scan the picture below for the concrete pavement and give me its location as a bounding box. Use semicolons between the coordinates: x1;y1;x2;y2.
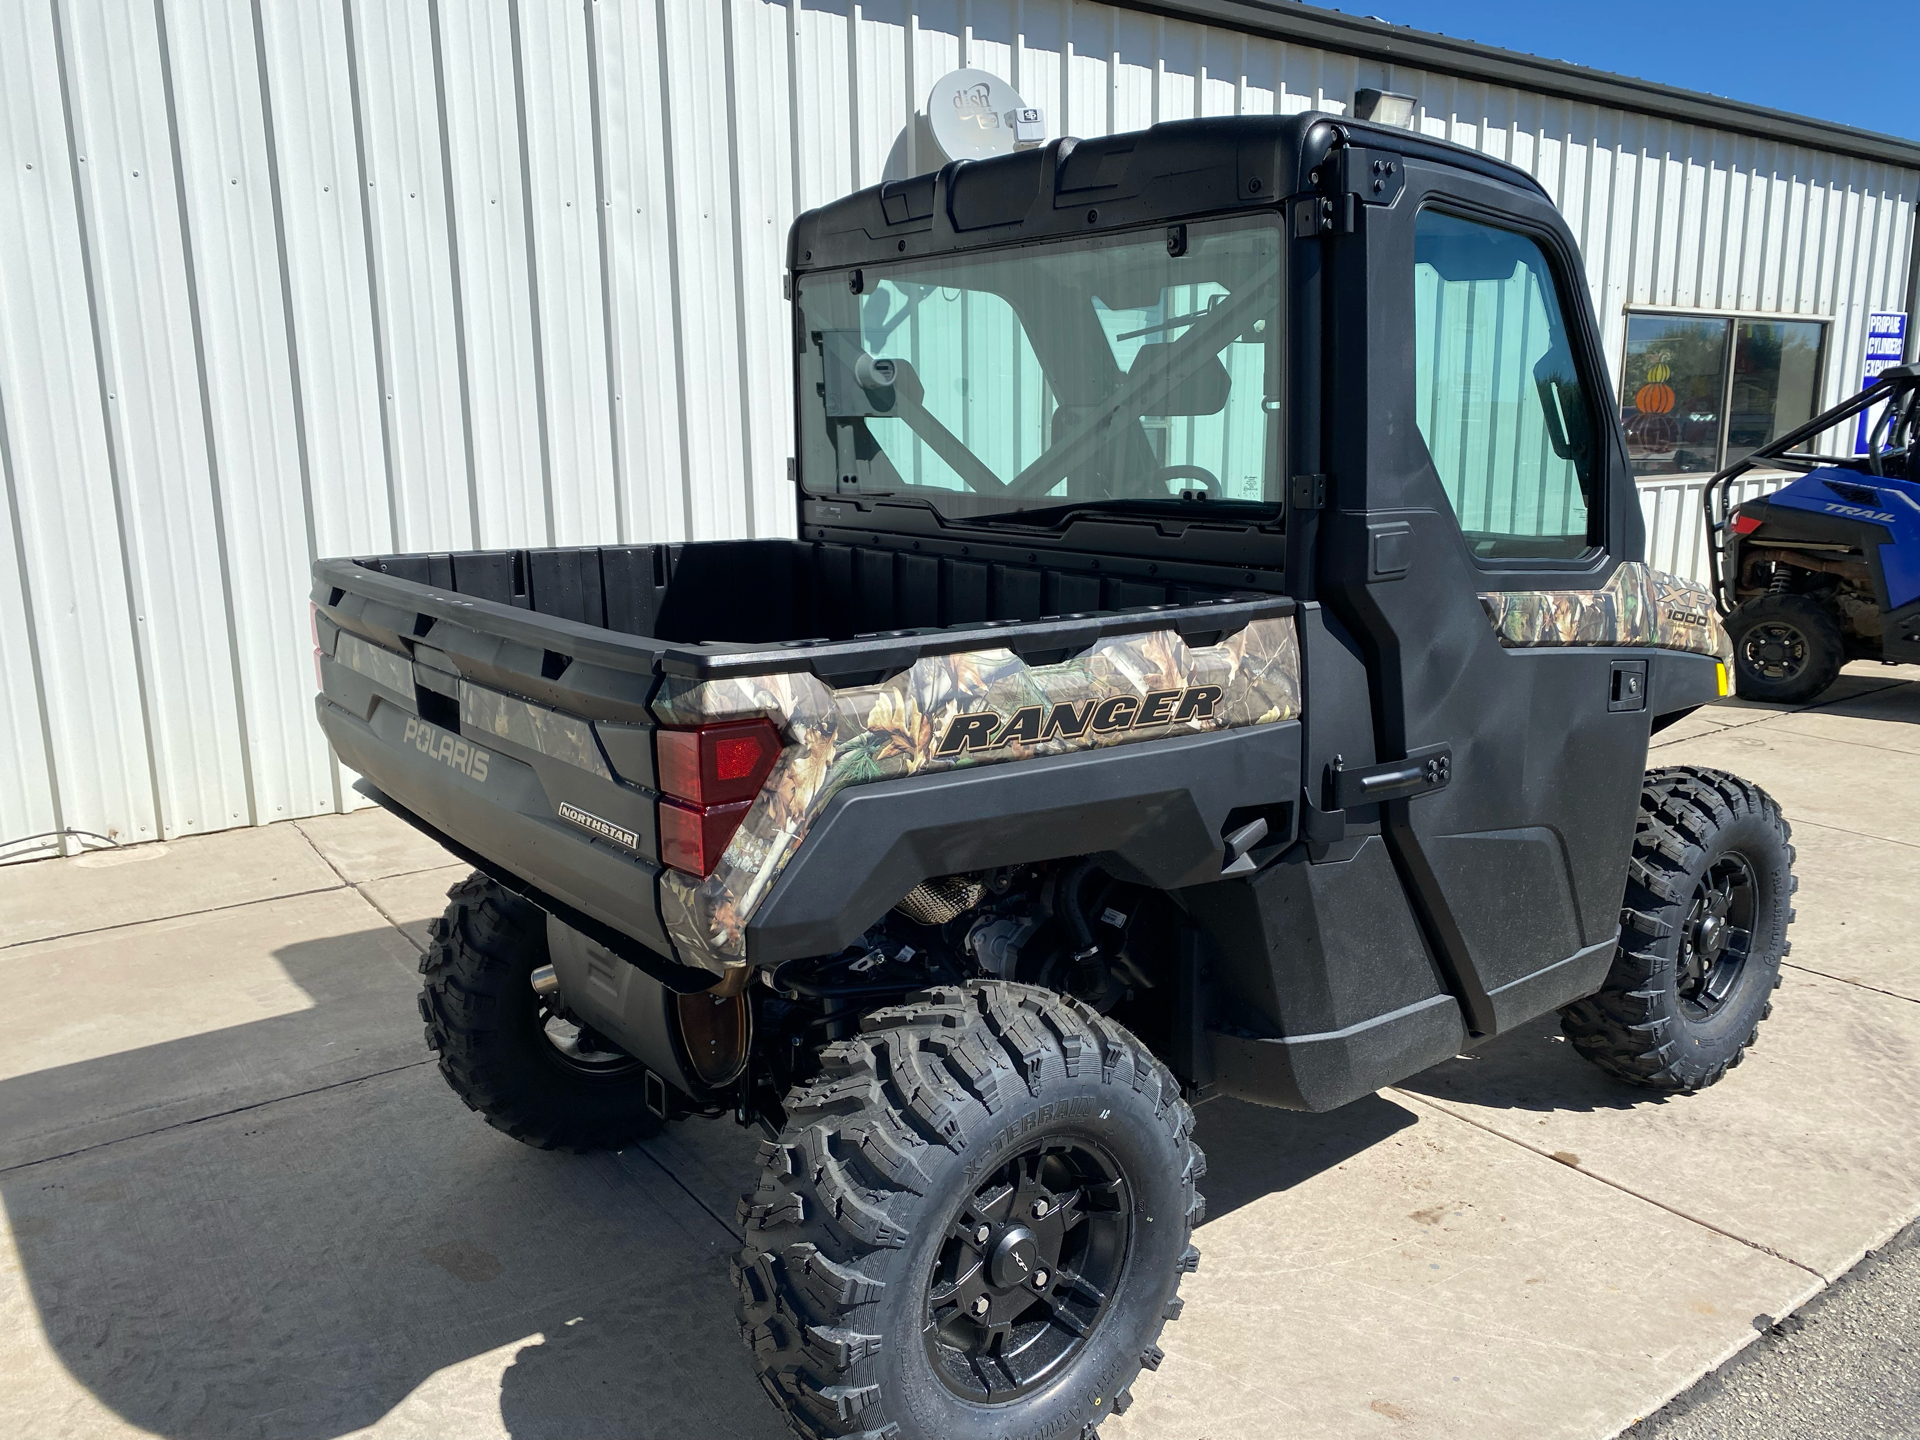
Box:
1632;1218;1920;1440
1;661;1915;1439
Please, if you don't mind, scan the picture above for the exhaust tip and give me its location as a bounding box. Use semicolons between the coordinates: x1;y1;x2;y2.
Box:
530;963;560;997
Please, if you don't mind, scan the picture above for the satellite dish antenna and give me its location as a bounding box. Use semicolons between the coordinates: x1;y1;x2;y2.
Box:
925;68;1046;163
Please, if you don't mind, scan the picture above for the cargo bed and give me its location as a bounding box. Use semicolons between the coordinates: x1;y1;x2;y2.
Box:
313;537;1302;983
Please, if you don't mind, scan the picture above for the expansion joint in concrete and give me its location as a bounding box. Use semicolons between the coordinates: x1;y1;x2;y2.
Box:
0;1060;435;1178
1390;1089;1831;1283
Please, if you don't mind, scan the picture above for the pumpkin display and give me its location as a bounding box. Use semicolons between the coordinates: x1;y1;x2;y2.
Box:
1633;359;1675;415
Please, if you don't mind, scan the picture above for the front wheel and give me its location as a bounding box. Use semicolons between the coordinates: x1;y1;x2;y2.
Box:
733;981;1204;1440
1561;767;1795;1092
1726;593;1844;703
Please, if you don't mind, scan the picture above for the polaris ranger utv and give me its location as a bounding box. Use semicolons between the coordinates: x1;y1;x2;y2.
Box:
1706;364;1920;702
311;112;1797;1440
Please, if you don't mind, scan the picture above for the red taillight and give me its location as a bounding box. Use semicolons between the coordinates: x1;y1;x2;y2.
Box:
657;718;782;806
659;798;753;877
1730;511;1764;535
714;734;764;782
655;719;783;876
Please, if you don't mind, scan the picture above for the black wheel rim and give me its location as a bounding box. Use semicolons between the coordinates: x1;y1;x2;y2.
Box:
923;1138;1132;1402
1740;622;1809;681
1677;851;1757;1020
532;984;642;1077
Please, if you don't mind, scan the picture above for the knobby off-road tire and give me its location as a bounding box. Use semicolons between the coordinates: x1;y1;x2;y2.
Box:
1727;593;1844;703
733;981;1204;1440
1561;767;1795;1092
417;873;660;1150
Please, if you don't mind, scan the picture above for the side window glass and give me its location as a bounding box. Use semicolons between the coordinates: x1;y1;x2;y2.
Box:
1413;210;1597;561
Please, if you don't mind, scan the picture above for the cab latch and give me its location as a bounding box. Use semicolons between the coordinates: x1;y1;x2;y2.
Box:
1327;743;1452;809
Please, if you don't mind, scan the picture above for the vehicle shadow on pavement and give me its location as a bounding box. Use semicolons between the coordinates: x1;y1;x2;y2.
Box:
0;929;783;1440
1192;1093;1419;1221
0;927;1433;1439
1400;1012;1662;1114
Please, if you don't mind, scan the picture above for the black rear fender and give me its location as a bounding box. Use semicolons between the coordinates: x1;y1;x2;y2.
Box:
745;722;1302;964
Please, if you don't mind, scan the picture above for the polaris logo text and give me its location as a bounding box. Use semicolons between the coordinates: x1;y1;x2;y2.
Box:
935;684;1223;758
403;716;491;782
557;802;639;852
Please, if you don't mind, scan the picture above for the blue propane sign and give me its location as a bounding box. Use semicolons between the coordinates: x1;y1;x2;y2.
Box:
1854;311;1911;454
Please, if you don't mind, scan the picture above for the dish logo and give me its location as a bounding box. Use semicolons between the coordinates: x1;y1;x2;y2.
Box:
403;716;490;782
952;82;1001;132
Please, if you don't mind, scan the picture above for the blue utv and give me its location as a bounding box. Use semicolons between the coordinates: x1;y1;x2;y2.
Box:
1706;363;1920;701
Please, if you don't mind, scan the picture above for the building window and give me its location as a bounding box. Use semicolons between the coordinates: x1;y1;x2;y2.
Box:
1621;313;1825;476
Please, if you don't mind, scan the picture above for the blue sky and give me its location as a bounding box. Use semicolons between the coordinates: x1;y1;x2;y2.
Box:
1307;1;1920;141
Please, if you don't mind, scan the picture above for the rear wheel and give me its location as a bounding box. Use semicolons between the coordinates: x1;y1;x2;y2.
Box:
733;981;1203;1440
1726;593;1844;703
1560;768;1795;1092
418;873;660;1150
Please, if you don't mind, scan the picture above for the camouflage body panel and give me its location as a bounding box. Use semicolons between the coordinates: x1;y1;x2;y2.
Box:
332;630;413;697
651;616;1302;974
460;680;612;779
1479;562;1732;665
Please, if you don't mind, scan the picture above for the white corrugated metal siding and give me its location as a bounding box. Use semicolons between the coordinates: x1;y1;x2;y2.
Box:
2;0;1915;860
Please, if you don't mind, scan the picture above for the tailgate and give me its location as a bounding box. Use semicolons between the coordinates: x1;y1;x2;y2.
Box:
312;563;682;973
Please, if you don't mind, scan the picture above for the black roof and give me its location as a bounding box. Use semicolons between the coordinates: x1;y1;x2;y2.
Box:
789;111;1544;273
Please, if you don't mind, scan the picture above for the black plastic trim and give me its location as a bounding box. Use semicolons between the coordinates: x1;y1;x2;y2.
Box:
1649;649;1725;720
1480;936;1618;1033
355;784;716;994
1209;992;1464;1112
746;721;1302;964
787;113;1551;276
316;554;1292;685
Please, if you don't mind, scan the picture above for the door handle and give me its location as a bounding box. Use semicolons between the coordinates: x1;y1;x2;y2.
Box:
1609;659;1648;712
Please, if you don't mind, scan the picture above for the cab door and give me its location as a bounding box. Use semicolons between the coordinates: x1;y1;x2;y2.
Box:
1311;155;1650;1037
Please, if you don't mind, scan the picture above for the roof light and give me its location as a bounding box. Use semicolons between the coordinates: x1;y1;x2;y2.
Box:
1353;88;1419;129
